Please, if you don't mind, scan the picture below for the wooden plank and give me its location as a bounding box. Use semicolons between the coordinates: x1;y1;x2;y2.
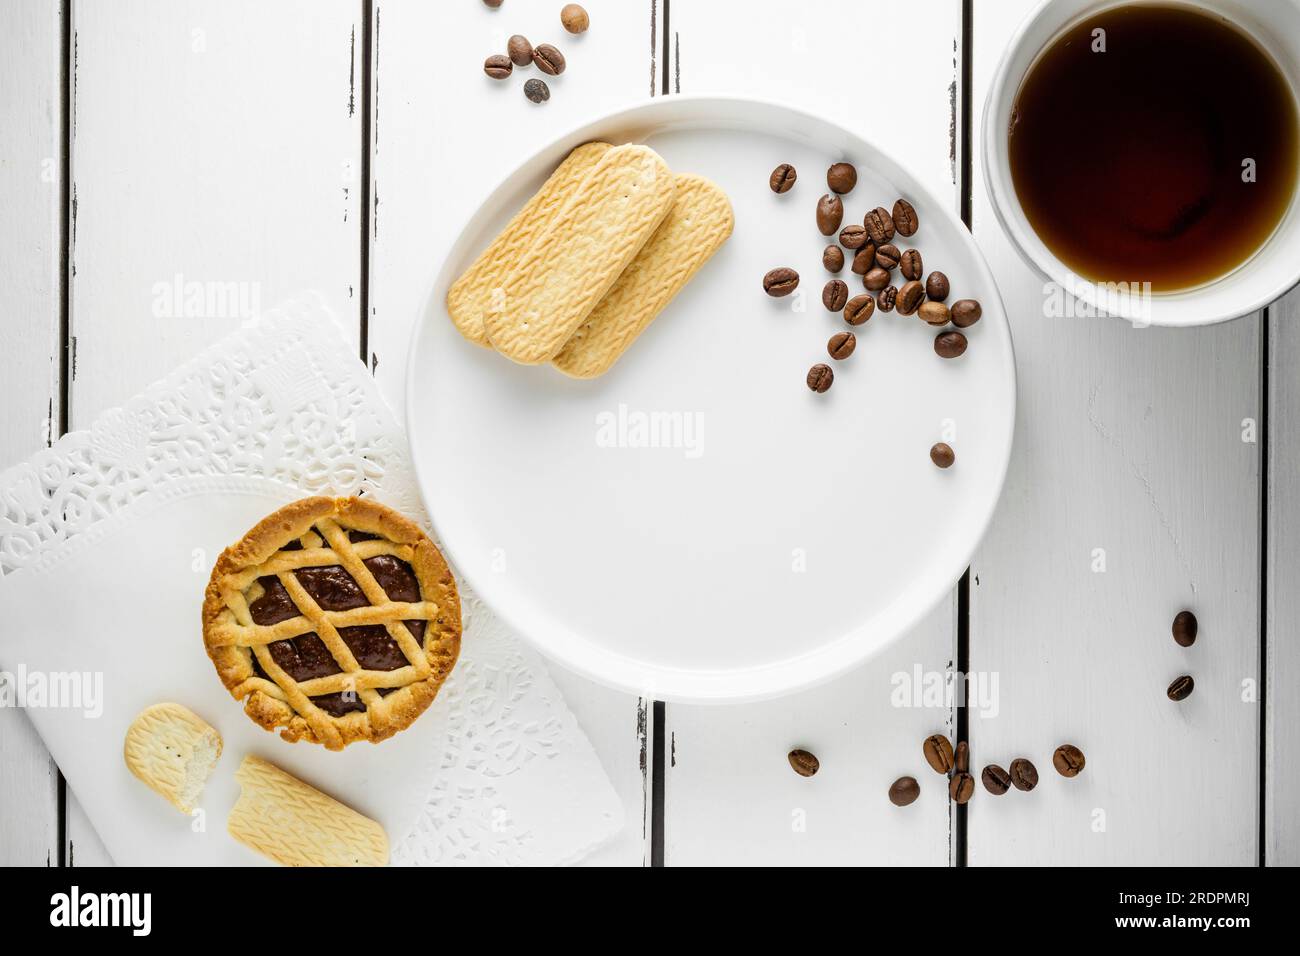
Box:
1266;287;1300;866
363;0;661;866
63;0;364;863
968;0;1260;865
661;0;961;866
0;0;66;867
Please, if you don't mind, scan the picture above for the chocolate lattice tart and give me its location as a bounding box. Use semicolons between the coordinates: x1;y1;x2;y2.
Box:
202;496;461;750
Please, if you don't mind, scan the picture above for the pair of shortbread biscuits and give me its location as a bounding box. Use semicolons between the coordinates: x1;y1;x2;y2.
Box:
447;142;734;378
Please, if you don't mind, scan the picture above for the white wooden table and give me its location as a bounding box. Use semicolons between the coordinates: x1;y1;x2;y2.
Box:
1;0;1295;867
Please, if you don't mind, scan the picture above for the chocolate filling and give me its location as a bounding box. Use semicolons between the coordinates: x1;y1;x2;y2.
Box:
247;547;425;717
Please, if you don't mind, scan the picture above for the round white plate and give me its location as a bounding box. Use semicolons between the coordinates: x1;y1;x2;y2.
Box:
408;95;1016;702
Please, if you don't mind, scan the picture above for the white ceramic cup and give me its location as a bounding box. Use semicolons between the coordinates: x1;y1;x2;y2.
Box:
982;0;1300;326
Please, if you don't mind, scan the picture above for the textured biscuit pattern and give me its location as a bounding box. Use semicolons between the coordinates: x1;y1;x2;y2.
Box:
227;755;389;866
553;174;734;378
123;702;222;814
484;144;676;365
447;142;612;347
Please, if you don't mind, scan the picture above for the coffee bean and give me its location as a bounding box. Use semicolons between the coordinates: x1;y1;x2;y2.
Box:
823;245;844;273
770;163;797;194
508;34;533;65
560;3;589;33
930;442;955;468
844;294;874;325
875;243;901;271
935;330;967;358
926;271;950;301
807;363;834;393
897;280;924;315
823;279;849;312
1052;744;1085;777
828;331;856;360
864;267;890;292
827;162;857;194
839;224;868;250
523;78;550;103
955;740;969;773
851;244;876;275
892;198;919;237
1172;610;1198;647
950;772;975;804
533;43;566;75
864;206;895;243
950;299;982;328
1009;757;1038;791
889;775;920;807
900;248;923;280
763;267;799;297
919;301;951;326
982;764;1011;795
1167;675;1195;701
484;54;513;79
483;0;503;7
922;734;954;774
816;194;844;236
788;748;820;776
878;285;898;312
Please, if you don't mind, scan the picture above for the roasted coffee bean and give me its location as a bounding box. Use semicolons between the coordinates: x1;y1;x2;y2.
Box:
950;299;982;328
508;34;533;65
828;330;856;360
823;245;845;273
1052;744;1085;777
788;748;820;776
875;243;901;271
897;279;924;315
844;294;874;325
839;224;868;250
1172;610;1198;647
864;206;896;243
935;330;968;358
1009;757;1038;791
950;772;975;804
851;244;876;275
523;78;550;103
864;267;890;292
919;301;951;326
561;3;590;33
982;764;1011;795
878;285;898;312
955;740;970;773
899;248;923;280
926;271;950;301
930;442;955;468
889;775;920;807
827;162;858;194
816;194;844;236
1167;675;1195;701
484;54;513;79
763;267;799;297
823;279;849;312
892;198;919;237
923;734;954;774
533;43;566;75
483;0;503;7
807;364;834;393
770;163;797;194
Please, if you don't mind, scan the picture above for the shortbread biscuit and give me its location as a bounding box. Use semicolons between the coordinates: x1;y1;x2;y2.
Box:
228;755;388;866
485;144;676;365
447;141;612;346
123;703;222;814
553;174;733;378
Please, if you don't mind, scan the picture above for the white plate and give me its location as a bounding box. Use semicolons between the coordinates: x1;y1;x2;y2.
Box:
407;96;1016;702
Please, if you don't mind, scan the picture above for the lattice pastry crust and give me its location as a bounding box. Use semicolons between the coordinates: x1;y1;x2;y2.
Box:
202;496;461;750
